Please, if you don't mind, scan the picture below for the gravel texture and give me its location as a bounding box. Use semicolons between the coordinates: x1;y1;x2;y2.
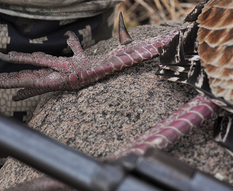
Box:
1;20;233;190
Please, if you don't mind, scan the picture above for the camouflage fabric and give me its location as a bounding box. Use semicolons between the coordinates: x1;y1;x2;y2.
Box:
0;0;123;20
0;7;116;122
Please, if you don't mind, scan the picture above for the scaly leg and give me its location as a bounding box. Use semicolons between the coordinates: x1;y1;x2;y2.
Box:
0;12;177;101
111;94;220;158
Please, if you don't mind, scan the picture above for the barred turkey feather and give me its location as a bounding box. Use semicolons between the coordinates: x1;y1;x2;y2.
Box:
214;115;233;156
157;28;233;112
158;0;233;110
156;26;199;84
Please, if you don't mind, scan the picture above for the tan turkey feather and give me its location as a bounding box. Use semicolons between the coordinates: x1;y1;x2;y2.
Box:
197;0;233;103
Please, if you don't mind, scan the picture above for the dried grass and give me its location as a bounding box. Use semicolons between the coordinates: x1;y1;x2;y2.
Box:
114;0;197;33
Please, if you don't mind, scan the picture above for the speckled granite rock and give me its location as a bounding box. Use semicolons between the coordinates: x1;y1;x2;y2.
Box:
0;21;233;190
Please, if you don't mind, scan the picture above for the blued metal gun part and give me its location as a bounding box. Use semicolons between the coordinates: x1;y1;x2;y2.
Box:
0;114;161;191
117;148;233;191
0;113;232;191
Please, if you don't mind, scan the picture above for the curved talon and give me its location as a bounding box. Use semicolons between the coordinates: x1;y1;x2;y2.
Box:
0;52;11;62
12;88;41;101
64;30;76;38
64;30;85;56
12;87;55;101
119;12;133;45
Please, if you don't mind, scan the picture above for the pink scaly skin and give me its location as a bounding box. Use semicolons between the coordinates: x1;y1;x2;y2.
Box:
0;29;178;101
111;94;220;159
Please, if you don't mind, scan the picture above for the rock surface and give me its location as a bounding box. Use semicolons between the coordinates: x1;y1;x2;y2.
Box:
1;21;233;190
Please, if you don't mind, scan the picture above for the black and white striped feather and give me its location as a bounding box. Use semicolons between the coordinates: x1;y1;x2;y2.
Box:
156;20;233;112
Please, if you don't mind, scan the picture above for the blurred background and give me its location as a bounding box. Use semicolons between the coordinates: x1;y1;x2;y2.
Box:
113;0;205;33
